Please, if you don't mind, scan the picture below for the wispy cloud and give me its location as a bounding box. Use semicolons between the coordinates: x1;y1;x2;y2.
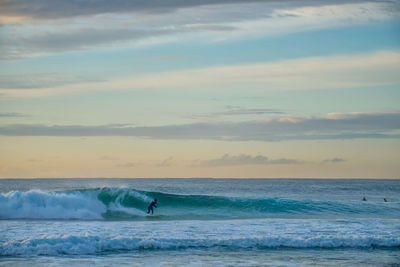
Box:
1;1;398;59
217;108;284;116
157;157;174;167
0;0;265;19
187;108;284;120
323;158;346;163
26;158;42;163
0;21;233;60
199;154;300;167
0;112;28;118
112;50;398;91
3;50;399;96
0;73;104;89
0;0;372;20
116;162;136;168
0;112;399;141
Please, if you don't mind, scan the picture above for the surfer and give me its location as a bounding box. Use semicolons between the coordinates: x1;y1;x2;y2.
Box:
362;197;366;201
147;199;158;215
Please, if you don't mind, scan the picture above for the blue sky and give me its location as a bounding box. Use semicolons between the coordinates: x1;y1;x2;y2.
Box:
0;0;399;178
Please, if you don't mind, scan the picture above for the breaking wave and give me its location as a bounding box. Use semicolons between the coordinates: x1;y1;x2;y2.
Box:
0;187;398;220
2;229;399;256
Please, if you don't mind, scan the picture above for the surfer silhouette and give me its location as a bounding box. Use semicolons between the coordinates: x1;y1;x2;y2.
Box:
147;199;158;215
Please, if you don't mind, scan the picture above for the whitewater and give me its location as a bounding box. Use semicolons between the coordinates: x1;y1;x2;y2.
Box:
1;178;399;266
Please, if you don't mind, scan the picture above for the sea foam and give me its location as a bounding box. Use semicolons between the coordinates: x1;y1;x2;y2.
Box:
1;219;399;256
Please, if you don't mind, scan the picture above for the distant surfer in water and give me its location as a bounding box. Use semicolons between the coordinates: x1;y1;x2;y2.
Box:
147;199;158;215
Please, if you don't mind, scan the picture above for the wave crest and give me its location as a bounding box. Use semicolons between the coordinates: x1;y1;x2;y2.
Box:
2;233;399;256
0;187;398;220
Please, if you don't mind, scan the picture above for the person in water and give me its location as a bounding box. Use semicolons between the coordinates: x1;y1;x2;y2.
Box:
147;199;158;214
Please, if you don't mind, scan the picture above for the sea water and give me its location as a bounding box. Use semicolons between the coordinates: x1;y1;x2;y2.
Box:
1;178;399;266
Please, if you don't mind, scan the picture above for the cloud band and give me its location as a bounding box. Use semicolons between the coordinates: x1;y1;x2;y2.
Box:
0;112;399;141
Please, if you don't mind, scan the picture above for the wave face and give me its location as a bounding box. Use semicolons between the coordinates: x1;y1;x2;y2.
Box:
1;187;399;220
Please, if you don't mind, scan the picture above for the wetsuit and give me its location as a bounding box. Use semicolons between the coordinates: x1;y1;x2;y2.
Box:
147;201;158;214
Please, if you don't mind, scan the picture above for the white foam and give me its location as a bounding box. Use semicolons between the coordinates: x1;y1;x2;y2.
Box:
2;232;399;256
0;190;106;219
1;219;399;256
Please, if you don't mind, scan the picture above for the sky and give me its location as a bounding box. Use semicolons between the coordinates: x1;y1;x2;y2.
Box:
0;0;399;178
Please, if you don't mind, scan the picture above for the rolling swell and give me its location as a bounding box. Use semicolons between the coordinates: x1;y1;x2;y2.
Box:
0;187;396;220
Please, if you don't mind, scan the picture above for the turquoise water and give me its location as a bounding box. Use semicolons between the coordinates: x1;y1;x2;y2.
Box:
1;178;399;266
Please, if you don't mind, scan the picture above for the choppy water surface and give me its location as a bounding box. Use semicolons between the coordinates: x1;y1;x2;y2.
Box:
1;178;399;266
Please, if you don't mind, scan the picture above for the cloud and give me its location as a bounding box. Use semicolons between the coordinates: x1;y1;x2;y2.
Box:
0;112;399;142
26;158;42;162
323;158;346;163
199;154;300;167
112;50;399;91
187;108;284;120
0;21;234;59
1;0;396;20
269;158;300;164
157;157;174;167
218;108;284;116
1;1;398;59
116;162;136;168
0;73;104;89
3;50;399;96
227;1;400;40
0;0;269;19
0;13;233;59
0;112;28;117
0;14;29;25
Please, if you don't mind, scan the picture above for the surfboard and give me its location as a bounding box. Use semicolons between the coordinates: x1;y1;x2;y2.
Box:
145;215;161;218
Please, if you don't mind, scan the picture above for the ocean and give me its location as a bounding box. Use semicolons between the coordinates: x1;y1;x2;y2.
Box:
1;178;399;266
